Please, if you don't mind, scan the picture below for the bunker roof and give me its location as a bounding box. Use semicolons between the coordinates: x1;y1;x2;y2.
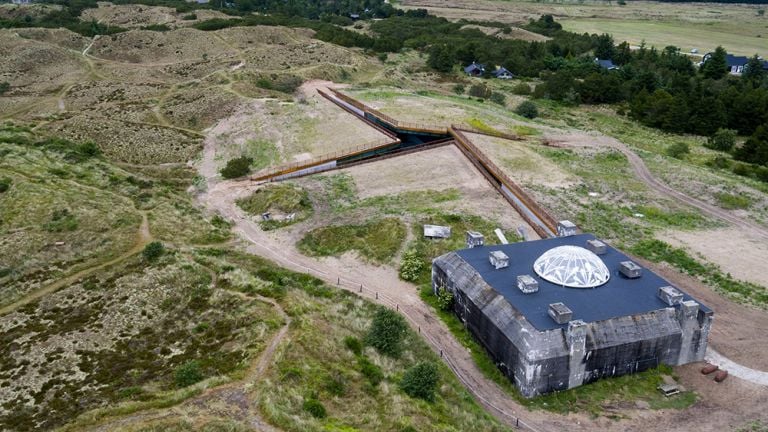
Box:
454;233;709;331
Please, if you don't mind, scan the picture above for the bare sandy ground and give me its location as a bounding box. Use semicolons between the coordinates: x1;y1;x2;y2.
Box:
663;227;768;289
465;132;578;189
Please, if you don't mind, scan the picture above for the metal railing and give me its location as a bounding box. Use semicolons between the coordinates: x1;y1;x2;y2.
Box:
249;136;400;181
450;127;558;237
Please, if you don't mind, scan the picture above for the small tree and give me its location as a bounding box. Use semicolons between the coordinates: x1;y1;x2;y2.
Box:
364;308;408;357
666;142;690;159
702;46;728;80
142;241;164;261
399;249;424;282
489;92;506;106
705;128;737;152
174;360;203;387
511;82;531;95
516;101;539;119
0;177;11;193
303;398;327;418
220;156;253;179
468;83;492;99
400;362;439;401
436;288;454;311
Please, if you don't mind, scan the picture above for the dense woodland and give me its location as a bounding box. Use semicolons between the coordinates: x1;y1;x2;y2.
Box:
2;2;767;179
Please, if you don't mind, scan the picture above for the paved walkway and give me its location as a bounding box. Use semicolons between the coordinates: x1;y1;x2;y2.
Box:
706;348;768;386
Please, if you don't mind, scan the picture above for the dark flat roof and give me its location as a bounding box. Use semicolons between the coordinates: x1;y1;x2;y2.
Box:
455;234;710;331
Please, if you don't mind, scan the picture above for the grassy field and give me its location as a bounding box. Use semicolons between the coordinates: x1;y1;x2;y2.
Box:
561;18;767;56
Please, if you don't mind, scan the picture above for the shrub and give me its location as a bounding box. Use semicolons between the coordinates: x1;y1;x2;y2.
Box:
358;356;384;386
515;100;538;119
324;373;346;396
0;82;9;95
0;177;11;193
220;156;253;179
666;142;690;159
512;82;531;95
182;13;197;20
705;128;737;152
343;336;362;355
452;84;465;95
174;360;204;388
436;288;454;311
400;362;439;401
364;307;408;357
142;241;165;261
489;92;506;106
399;249;424;282
468;83;492;99
302;398;327;418
44;209;78;232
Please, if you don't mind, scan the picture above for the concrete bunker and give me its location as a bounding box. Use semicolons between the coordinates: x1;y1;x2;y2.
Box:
431;233;713;397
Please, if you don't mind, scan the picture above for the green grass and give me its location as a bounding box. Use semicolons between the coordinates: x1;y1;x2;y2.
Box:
245;139;280;171
236;183;313;230
560;18;767;57
715;192;752;210
297;218;406;263
631;239;768;308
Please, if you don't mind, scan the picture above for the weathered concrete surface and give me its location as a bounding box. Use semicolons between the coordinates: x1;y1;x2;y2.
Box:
706;348;768;386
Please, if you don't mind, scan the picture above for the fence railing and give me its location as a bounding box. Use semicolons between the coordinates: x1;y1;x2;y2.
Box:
249;136;400;181
450;127;558;237
326;88;448;135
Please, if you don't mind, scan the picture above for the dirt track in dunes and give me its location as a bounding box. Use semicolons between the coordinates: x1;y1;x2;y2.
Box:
81;262;289;432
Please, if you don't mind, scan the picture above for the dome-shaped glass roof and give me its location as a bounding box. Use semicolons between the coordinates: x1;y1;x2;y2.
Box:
533;245;610;288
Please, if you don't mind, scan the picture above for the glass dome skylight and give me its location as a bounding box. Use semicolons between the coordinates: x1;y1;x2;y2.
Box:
533;245;610;288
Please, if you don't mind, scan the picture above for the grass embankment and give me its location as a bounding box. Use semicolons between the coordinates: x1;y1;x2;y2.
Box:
236;182;313;230
298;217;407;263
0;125;230;308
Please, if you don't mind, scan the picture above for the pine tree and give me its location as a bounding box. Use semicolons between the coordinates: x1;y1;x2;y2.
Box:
702;46;728;80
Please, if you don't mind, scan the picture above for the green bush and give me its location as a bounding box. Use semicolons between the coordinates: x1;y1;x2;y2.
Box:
512;82;531;95
515;100;538;119
174;360;204;388
0;177;11;193
0;82;9;95
358;356;384;386
142;241;165;261
400;362;439;402
436;289;454;311
364;307;408;357
666;142;690;159
489;92;506;106
43;208;78;232
302;398;327;418
705;128;737;152
399;249;424;282
453;84;465;95
468;83;492;99
343;336;362;355
220;156;253;179
182;13;197;20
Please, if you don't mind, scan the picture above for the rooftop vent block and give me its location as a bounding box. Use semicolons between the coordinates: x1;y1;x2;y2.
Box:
586;239;607;255
548;302;573;324
557;220;578;237
424;224;451;239
489;250;509;270
658;286;684;306
619;261;642;279
517;275;539;294
466;231;485;248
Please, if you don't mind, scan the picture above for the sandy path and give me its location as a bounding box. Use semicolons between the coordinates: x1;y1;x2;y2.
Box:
0;212;152;316
81;262;289;432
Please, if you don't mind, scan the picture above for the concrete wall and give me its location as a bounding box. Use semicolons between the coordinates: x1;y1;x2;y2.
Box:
432;251;712;398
